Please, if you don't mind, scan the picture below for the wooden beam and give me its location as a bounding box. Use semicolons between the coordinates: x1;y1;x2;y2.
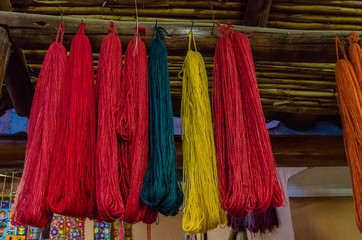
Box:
0;27;11;99
0;135;347;169
244;0;272;27
4;46;34;117
0;11;352;63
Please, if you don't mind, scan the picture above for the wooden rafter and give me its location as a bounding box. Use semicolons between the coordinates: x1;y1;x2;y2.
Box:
0;11;353;63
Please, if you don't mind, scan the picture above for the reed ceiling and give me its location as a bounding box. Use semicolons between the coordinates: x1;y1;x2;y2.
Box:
2;0;359;117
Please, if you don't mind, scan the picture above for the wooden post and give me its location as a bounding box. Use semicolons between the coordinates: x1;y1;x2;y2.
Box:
4;46;34;117
244;0;273;27
0;27;11;99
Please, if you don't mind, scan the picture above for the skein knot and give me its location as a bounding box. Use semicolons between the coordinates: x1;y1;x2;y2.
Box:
108;21;118;35
154;26;168;40
216;22;234;35
348;32;360;44
78;22;85;34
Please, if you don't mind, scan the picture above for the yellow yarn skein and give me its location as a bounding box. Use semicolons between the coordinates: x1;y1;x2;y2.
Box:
180;30;227;235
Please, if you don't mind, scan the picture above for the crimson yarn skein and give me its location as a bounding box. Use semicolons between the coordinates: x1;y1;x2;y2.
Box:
213;24;248;217
12;22;67;228
95;22;125;222
117;27;157;224
47;23;96;218
231;32;285;211
213;23;285;217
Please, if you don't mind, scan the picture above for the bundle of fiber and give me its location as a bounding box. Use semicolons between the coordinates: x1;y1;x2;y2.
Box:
227;208;278;234
213;23;248;217
231;31;285;211
95;22;124;222
47;23;96;218
213;23;285;217
335;36;362;233
12;22;67;228
117;27;157;224
140;25;183;216
181;30;227;234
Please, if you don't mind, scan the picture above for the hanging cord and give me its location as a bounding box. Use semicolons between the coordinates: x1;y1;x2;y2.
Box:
133;0;139;54
0;174;7;215
56;21;65;44
3;172;14;237
336;36;347;61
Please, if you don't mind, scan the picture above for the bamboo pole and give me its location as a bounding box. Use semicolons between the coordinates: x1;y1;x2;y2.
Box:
13;7;242;19
268;21;362;31
11;0;244;10
67;15;242;25
269;13;362;25
271;3;362;16
272;0;362;8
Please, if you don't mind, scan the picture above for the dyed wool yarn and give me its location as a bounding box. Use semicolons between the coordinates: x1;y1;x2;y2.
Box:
231;31;285;211
95;22;125;222
335;36;362;233
140;25;183;216
213;24;248;217
181;30;227;234
213;23;285;217
47;23;96;218
117;27;157;224
12;22;67;228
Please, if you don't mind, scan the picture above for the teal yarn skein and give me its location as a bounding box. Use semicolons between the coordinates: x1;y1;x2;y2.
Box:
140;25;183;216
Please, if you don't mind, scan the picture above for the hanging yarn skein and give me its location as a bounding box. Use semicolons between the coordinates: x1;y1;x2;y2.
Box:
95;22;125;222
47;22;96;218
140;25;184;216
12;22;67;228
181;30;227;235
231;30;285;211
117;26;157;224
213;23;285;217
335;36;362;233
213;23;248;217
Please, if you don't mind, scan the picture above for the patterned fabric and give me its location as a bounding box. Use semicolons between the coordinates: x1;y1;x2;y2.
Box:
94;221;132;240
0;196;37;240
50;214;84;240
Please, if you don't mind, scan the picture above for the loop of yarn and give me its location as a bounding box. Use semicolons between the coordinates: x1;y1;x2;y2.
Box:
181;31;227;235
213;24;285;217
95;22;125;222
47;23;96;218
118;27;158;224
12;22;67;228
140;25;184;216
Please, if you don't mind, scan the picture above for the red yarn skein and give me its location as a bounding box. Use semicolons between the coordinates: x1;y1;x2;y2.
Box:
13;22;67;228
95;22;125;222
47;23;96;218
117;27;157;224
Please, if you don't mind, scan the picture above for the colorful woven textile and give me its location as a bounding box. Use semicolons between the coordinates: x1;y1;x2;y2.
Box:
94;221;132;240
50;214;84;240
